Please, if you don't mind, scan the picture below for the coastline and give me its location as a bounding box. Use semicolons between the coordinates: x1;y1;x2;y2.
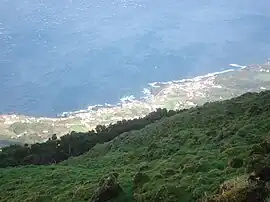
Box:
1;61;270;143
58;64;244;118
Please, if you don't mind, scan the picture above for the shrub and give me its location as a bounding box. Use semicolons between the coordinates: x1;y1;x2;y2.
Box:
229;157;244;168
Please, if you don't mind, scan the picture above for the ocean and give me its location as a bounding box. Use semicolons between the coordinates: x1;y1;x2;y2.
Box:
0;0;270;117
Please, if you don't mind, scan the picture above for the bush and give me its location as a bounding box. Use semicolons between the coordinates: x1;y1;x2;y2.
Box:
133;172;150;187
229;157;244;168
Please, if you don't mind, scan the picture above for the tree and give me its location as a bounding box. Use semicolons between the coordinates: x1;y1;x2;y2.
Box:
52;134;57;141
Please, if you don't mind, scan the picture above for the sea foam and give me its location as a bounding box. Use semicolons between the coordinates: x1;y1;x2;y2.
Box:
59;64;243;117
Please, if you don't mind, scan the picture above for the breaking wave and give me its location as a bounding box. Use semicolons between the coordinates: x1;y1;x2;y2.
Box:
59;63;245;117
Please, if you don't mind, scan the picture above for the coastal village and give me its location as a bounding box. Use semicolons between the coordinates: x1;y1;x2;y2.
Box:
1;63;270;144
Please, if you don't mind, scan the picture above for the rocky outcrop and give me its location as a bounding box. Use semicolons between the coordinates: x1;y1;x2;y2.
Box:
200;174;270;202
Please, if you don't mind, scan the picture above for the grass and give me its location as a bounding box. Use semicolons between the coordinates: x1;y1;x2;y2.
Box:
1;91;270;201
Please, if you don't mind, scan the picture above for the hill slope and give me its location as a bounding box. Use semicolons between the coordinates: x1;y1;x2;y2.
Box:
1;91;270;201
62;91;270;201
0;165;102;202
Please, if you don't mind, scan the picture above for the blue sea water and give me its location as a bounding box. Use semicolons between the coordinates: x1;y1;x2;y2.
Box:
0;0;270;117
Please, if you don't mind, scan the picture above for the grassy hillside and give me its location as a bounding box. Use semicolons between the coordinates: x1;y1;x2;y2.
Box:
62;91;270;201
1;91;270;201
0;165;105;202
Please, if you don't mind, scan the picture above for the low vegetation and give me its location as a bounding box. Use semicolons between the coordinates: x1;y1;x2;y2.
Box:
1;91;270;201
0;108;179;167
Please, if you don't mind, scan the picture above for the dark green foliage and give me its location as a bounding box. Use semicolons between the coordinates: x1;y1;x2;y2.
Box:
0;108;179;168
0;166;99;202
160;168;178;177
133;172;150;187
229;157;244;168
